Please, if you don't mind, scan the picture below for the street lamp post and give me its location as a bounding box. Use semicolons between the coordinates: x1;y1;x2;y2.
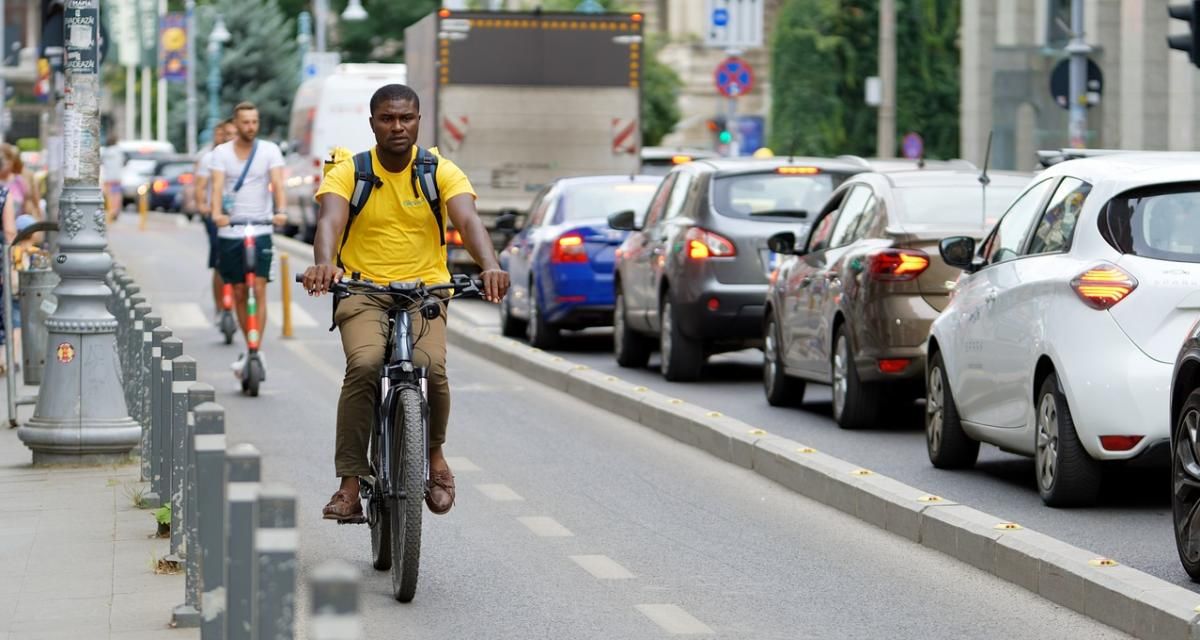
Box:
204;15;231;144
185;0;197;154
297;11;312;84
19;0;141;463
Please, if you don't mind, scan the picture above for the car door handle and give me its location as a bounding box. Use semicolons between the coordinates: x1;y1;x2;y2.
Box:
985;289;998;304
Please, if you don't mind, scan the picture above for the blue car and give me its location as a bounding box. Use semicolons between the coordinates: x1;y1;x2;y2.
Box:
498;175;662;348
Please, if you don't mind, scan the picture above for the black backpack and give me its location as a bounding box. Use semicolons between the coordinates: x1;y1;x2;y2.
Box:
336;146;444;269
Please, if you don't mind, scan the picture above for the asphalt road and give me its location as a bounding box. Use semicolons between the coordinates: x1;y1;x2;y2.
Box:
449;296;1187;593
106;213;1129;638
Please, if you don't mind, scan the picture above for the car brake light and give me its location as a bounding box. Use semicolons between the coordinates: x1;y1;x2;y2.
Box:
551;233;588;263
152;179;168;193
868;249;929;281
445;229;464;246
1099;435;1144;451
684;227;736;260
313;158;322;168
877;359;911;374
1071;264;1137;310
777;166;820;175
178;173;194;185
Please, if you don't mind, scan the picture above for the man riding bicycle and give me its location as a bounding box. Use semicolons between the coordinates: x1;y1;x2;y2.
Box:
302;84;510;520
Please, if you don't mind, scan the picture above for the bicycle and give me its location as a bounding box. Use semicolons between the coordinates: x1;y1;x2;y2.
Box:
231;224;266;397
297;272;482;602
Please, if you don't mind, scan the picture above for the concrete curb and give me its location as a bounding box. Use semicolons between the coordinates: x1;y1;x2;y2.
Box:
447;318;1200;640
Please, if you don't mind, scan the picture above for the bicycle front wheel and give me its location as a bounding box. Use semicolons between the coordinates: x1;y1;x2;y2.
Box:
390;387;425;602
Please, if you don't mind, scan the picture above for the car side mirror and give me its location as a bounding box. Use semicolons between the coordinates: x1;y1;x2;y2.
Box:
608;209;638;231
767;231;798;255
940;236;977;271
495;209;520;232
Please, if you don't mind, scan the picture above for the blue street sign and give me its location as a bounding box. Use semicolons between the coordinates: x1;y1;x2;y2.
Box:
712;8;729;27
902;132;924;160
714;56;754;98
738;116;764;155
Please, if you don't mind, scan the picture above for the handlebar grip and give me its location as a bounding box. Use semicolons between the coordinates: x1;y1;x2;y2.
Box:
294;274;305;283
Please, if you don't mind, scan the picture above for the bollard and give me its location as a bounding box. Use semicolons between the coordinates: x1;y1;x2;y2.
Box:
193;402;226;640
154;337;183;509
280;254;294;339
123;298;147;413
224;443;261;640
144;326;173;506
309;561;364;640
138;315;162;482
130;304;152;423
173;383;216;630
255;484;297;640
167;355;197;559
18;263;59;385
138;188;149;229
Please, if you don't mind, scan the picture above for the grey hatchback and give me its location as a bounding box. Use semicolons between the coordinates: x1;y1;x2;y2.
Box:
607;157;864;381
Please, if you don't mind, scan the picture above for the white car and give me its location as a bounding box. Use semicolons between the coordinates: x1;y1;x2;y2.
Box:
925;152;1200;507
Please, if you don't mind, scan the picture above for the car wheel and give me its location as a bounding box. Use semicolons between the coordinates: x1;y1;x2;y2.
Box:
1035;372;1101;507
526;281;559;349
1173;390;1200;581
926;350;979;468
763;313;805;407
499;290;526;338
614;287;651;368
659;297;703;382
830;325;881;430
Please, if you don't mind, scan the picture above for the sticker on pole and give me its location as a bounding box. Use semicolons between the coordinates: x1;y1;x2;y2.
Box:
714;56;753;98
901;132;924;160
56;342;76;364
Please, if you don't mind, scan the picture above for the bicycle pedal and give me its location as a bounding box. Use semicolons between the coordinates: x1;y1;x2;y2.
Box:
336;515;367;525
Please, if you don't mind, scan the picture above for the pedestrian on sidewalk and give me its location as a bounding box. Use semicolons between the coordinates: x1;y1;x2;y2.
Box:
195;118;237;322
209;102;288;376
101;133;124;222
0;186;19;376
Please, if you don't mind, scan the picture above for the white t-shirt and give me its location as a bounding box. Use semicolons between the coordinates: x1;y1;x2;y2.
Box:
101;146;125;183
210;139;284;238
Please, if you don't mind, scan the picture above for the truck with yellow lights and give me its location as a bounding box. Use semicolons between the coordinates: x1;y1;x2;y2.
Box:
404;9;644;269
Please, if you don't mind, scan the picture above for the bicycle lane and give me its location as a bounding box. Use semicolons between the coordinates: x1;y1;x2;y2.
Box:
108;214;1127;639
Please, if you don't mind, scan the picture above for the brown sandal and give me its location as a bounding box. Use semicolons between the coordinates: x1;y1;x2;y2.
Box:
425;470;456;515
322;490;364;523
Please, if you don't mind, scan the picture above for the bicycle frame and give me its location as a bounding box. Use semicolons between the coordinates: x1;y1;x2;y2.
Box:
374;296;432;503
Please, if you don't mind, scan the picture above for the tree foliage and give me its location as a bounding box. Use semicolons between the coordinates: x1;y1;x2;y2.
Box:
167;0;300;147
769;0;959;159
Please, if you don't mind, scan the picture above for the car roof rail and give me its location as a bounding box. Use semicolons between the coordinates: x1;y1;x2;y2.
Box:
1035;148;1158;168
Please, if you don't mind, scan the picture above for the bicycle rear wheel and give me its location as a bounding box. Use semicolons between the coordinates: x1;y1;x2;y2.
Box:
390;387;425;602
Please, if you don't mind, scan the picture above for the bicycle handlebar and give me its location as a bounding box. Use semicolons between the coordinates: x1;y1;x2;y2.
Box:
294;272;484;300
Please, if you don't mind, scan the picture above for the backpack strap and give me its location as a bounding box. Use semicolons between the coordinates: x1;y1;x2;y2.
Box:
410;147;444;246
336;150;380;268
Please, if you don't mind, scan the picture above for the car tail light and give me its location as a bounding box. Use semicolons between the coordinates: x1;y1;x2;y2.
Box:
868;249;929;281
684;227;736;260
152;179;168;193
877;359;911;374
445;229;464;246
551;233;588;263
1099;435;1144;451
313;158;322;168
178;173;194;185
1071;264;1137;310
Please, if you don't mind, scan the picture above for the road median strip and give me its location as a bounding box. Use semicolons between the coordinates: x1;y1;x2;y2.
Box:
446;316;1200;640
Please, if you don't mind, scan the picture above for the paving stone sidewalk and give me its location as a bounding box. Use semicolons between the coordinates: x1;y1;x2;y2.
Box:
0;386;199;640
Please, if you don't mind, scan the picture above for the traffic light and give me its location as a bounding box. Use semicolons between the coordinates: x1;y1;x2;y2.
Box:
707;117;733;145
1168;1;1200;67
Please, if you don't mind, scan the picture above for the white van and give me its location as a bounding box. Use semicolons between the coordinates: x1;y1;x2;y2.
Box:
284;63;407;241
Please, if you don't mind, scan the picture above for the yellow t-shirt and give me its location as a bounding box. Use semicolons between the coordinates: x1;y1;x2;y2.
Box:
315;146;475;285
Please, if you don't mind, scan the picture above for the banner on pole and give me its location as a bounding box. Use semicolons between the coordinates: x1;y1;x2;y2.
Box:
110;0;139;67
159;13;186;82
136;0;157;67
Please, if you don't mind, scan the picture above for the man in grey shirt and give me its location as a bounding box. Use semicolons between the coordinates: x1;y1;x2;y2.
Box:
210;102;287;376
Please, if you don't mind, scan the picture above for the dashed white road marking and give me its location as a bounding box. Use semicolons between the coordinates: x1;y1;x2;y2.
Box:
445;456;481;472
160;302;210;330
635;604;714;635
569;555;633;579
475;483;523;502
517;516;573;537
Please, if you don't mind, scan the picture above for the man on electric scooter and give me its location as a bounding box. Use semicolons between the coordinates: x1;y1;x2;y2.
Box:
210;102;288;379
301;84;510;519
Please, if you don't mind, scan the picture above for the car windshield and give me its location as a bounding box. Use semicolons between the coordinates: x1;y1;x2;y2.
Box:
159;163;192;180
896;184;1027;226
555;181;660;223
1100;183;1200;263
126;159;157;175
712;171;837;220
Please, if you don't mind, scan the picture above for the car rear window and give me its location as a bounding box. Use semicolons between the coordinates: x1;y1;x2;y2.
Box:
896;185;1026;226
554;181;660;224
712;171;837;221
1100;182;1200;263
160;163;192;180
